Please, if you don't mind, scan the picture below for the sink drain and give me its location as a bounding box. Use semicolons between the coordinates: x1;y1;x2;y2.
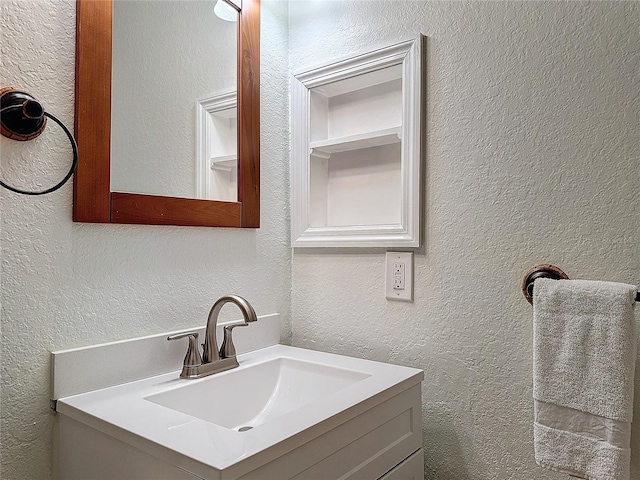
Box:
238;426;253;432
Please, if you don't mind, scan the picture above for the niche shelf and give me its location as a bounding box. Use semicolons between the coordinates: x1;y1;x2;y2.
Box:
310;127;402;156
196;91;237;201
291;36;424;247
210;154;237;172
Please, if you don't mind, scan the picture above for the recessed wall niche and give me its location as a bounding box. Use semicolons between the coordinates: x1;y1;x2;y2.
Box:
291;36;424;247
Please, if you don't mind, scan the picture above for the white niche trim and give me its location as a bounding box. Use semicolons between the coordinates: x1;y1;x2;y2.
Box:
195;91;237;201
291;36;423;248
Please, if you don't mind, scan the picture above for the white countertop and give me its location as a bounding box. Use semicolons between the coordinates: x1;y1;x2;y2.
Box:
57;345;423;479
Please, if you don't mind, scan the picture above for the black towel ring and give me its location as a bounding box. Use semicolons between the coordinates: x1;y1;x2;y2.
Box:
0;88;78;196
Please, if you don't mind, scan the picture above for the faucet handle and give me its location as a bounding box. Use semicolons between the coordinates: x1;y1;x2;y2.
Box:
168;332;203;376
219;323;248;359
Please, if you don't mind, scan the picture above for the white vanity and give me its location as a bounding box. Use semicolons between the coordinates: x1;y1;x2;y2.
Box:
53;321;423;480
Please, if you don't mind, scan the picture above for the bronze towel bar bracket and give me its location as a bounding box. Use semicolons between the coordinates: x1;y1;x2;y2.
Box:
521;264;640;305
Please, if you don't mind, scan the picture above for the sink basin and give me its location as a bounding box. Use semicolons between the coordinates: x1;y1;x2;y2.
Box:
56;345;422;479
145;357;370;431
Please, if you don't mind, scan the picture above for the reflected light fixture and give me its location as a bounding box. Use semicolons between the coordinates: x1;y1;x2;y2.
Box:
214;0;238;22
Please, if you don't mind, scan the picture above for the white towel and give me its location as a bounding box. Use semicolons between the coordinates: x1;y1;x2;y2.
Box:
533;278;638;480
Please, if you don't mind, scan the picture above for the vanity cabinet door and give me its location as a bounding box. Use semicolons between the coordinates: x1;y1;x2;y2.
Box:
238;384;422;480
57;416;203;480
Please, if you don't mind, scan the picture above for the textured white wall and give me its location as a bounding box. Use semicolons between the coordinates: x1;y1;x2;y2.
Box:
289;2;640;479
2;1;639;479
0;1;290;479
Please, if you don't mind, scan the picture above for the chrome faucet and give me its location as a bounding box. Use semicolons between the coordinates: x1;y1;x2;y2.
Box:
168;295;258;379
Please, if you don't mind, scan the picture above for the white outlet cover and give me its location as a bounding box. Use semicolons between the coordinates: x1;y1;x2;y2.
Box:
385;251;413;302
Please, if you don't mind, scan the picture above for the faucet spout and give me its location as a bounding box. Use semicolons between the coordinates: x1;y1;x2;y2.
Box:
202;295;258;363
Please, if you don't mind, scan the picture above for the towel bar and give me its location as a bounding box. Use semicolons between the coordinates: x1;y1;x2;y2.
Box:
521;264;640;305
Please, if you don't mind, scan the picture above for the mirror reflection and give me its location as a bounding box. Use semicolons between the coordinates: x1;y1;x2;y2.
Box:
110;0;238;201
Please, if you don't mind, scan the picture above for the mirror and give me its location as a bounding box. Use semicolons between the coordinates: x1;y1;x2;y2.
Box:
111;0;238;202
73;0;260;227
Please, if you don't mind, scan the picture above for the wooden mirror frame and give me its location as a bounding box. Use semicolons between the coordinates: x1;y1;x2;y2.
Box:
73;0;260;227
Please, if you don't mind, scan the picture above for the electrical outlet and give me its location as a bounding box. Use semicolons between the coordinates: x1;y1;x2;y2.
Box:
386;252;413;302
393;262;405;290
